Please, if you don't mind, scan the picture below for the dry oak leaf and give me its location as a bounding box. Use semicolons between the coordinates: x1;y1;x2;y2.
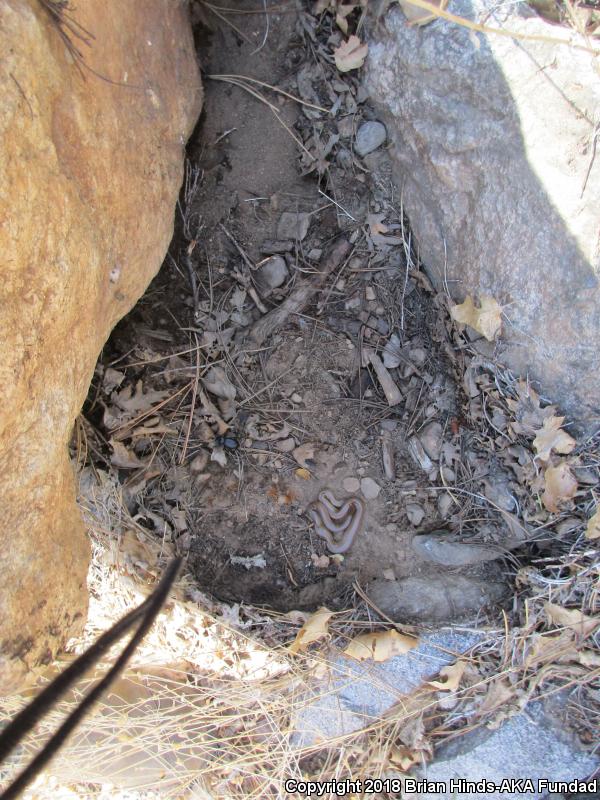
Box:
545;602;599;638
450;294;502;341
288;607;334;654
344;629;418;662
542;462;578;512
109;440;149;470
586;507;600;540
334;35;369;72
533;415;576;461
427;660;466;691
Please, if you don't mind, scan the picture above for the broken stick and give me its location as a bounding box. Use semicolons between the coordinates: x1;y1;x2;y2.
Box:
247;237;351;347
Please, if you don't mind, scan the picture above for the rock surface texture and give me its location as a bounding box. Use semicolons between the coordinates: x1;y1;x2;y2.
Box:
0;0;202;691
364;1;600;428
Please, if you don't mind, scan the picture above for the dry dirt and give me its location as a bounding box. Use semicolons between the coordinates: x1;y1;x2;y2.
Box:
83;1;512;613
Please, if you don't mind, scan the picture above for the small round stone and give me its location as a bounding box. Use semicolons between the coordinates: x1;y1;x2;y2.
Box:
343;476;360;493
360;477;381;500
355;121;387;157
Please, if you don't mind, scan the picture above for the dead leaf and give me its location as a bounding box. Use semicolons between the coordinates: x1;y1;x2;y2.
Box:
586;507;600;540
344;629;418;662
428;660;466;691
109;440;149;469
545;602;599;638
476;678;515;717
334;35;368;72
398;0;448;26
450;294;502;341
335;3;357;33
533;415;576;461
388;745;420;772
524;630;575;669
295;467;311;480
293;442;315;468
203;366;237;401
507;381;556;436
103;367;125;393
114;381;169;413
288;607;334;654
542;462;578;512
367;213;389;236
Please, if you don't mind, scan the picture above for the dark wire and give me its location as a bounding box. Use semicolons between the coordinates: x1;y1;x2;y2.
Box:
0;558;182;799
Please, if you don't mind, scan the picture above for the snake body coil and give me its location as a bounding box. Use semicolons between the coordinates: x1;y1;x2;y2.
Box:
308;489;365;553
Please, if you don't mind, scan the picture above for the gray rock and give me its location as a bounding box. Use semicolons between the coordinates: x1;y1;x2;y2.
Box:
292;629;481;747
412;533;504;566
419;421;443;461
368;574;507;623
276;211;310;241
413;692;598;798
364;1;600;430
256;255;288;291
355;120;387;157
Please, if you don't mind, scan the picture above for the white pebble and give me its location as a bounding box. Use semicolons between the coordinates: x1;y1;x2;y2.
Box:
360;477;381;500
343;476;360;493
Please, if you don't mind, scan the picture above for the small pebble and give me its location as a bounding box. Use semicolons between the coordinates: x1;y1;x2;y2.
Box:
408;437;433;473
409;346;427;365
307;248;322;260
406;503;425;526
257;255;288;290
437;492;454;518
419;421;443;461
360;477;381;500
365;286;376;301
383;333;402;369
277;212;310;241
345;293;362;311
441;466;455;482
355;120;387;157
291;392;303;404
343;476;361;493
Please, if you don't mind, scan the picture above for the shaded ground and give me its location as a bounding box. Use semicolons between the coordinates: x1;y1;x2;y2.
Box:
81;2;593;617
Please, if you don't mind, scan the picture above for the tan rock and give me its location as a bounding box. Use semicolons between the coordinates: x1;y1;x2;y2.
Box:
0;0;202;690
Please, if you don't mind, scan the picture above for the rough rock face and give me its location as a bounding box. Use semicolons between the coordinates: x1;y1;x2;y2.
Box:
0;0;202;691
364;1;600;428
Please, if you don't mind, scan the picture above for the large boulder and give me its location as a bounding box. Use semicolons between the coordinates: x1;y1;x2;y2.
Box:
364;1;600;428
0;0;202;691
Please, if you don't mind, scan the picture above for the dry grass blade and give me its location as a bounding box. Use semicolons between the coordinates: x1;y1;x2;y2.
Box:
206;73;331;114
395;0;600;54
